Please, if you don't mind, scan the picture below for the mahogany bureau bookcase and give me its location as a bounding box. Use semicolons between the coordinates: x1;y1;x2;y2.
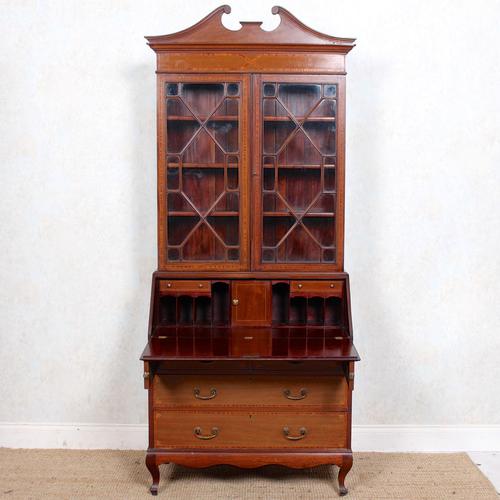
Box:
141;5;359;496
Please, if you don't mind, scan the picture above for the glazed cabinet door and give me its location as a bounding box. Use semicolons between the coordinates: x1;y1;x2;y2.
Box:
158;75;250;270
252;75;345;271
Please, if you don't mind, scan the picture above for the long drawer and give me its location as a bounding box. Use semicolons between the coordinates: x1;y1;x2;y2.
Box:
153;374;348;410
154;410;348;449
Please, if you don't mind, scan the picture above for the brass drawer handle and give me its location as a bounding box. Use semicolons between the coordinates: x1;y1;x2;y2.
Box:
232;299;239;306
194;426;219;440
193;387;217;400
283;388;308;400
283;427;307;441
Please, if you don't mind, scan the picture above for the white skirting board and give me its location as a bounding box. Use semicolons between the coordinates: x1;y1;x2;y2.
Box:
0;423;499;451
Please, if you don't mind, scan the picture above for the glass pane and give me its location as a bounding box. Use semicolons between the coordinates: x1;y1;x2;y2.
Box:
263;169;275;191
324;167;335;192
206;120;238;153
277;224;321;263
260;81;337;264
182;223;225;261
309;194;335;214
263;216;295;247
207;216;239;246
277;129;322;166
166;83;178;96
263;120;296;154
227;83;239;96
277;169;321;211
278;84;321;117
302;217;335;247
228;248;239;260
324;84;337;97
263;83;276;97
181;83;224;117
182;168;224;213
167;168;179;190
166;102;200;153
303;121;336;155
310;99;336;117
227;168;238;190
165;81;241;263
168;248;180;260
168;216;199;245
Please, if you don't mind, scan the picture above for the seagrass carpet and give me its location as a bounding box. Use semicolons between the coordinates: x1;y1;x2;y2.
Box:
0;450;497;499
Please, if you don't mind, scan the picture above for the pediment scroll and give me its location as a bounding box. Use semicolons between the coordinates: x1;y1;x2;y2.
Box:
146;5;355;50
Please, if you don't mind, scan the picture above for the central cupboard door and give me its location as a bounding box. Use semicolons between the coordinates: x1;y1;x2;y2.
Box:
231;281;272;326
158;74;251;270
252;75;345;272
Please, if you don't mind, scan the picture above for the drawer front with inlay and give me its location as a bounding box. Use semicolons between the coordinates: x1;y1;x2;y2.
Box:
153;374;348;410
290;280;343;296
154;410;348;449
159;280;211;295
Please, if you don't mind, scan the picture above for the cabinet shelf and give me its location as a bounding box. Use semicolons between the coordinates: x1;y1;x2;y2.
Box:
263;212;335;218
167;163;231;168
263;164;335;169
263;116;335;122
169;211;239;217
167;115;238;122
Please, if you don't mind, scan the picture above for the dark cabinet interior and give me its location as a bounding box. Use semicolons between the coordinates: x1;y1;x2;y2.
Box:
158;282;230;327
155;280;346;332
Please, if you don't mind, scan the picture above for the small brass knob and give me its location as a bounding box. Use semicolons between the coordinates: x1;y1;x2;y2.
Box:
198;283;203;288
232;299;239;306
297;283;303;289
143;372;150;379
166;282;172;288
330;283;335;288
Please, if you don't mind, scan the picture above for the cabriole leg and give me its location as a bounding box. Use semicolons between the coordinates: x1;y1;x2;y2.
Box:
338;455;353;496
146;453;160;495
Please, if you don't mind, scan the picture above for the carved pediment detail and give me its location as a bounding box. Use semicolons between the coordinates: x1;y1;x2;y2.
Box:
146;5;355;51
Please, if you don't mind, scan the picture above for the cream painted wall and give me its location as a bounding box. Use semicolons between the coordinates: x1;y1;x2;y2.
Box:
1;0;499;429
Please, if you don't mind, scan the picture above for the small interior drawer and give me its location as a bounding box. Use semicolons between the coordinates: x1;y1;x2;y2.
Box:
159;280;211;295
290;280;343;296
230;330;272;357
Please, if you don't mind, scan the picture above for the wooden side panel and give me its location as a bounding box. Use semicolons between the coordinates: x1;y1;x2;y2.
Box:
154;410;348;449
231;281;272;326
